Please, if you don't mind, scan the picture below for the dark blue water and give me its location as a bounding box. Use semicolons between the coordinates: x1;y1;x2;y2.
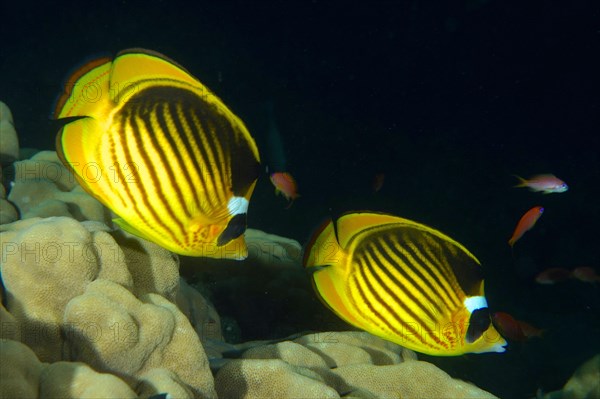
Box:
2;1;599;397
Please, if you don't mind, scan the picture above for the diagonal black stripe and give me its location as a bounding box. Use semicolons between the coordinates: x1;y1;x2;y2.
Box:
407;235;462;308
154;101;193;220
421;234;457;284
107;130;129;208
113;110;155;231
382;234;454;313
170;101;203;214
184;106;220;210
362;243;447;349
349;263;410;340
371;238;443;322
399;233;461;308
128;107;183;246
353;260;438;349
192;107;226;201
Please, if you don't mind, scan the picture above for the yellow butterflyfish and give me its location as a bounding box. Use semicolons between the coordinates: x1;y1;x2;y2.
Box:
303;211;507;356
55;48;260;259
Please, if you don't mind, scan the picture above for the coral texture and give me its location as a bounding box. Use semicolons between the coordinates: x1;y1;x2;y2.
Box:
213;331;498;399
1;216;217;398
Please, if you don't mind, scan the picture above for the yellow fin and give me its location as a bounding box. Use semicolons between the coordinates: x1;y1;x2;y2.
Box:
111;49;200;89
303;219;361;326
304;219;341;267
335;211;408;248
54;57;113;120
55;117;116;206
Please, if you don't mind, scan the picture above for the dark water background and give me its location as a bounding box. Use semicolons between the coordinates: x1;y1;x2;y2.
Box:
2;1;599;397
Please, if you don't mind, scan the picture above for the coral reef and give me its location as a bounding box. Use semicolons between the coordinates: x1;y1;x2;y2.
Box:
540;354;600;399
1;339;137;398
0;100;19;225
7;151;110;223
0;102;499;398
1;216;217;398
0;100;19;164
214;332;497;398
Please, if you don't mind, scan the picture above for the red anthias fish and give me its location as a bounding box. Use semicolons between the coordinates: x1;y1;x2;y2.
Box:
492;312;544;342
513;174;568;194
508;206;544;247
535;267;572;284
270;172;299;209
572;267;600;283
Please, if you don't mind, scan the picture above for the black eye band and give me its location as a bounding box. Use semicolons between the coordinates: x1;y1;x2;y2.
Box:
217;213;247;246
466;308;491;344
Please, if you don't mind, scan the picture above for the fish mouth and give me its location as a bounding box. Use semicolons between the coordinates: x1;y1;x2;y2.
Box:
217;213;247;246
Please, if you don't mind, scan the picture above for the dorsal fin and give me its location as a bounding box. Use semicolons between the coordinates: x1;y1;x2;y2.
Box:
335;211;405;248
54;56;112;119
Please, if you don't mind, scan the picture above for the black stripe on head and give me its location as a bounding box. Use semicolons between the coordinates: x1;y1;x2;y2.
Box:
217;213;247;246
466;307;491;344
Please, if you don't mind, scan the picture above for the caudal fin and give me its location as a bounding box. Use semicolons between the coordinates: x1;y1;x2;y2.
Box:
512;175;528;188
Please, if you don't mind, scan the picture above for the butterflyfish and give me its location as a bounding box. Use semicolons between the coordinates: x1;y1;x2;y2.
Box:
303;211;507;356
54;48;261;259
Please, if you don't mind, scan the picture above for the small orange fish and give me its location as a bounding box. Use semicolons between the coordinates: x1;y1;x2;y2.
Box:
535;267;572;284
572;267;600;283
492;312;544;342
518;320;545;339
508;206;544;247
514;174;568;194
492;312;526;342
270;172;299;208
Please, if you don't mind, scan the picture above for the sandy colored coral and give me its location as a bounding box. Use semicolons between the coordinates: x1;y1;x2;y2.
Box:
542;354;600;399
0;106;19;162
294;331;414;366
1;217;109;361
213;331;498;399
7;151;109;223
0;100;13;123
241;340;330;369
112;228;180;302
215;358;340;399
0;339;43;398
0;163;19;224
0;339;137;399
244;228;302;268
328;361;499;399
64;279;215;398
0;216;218;398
